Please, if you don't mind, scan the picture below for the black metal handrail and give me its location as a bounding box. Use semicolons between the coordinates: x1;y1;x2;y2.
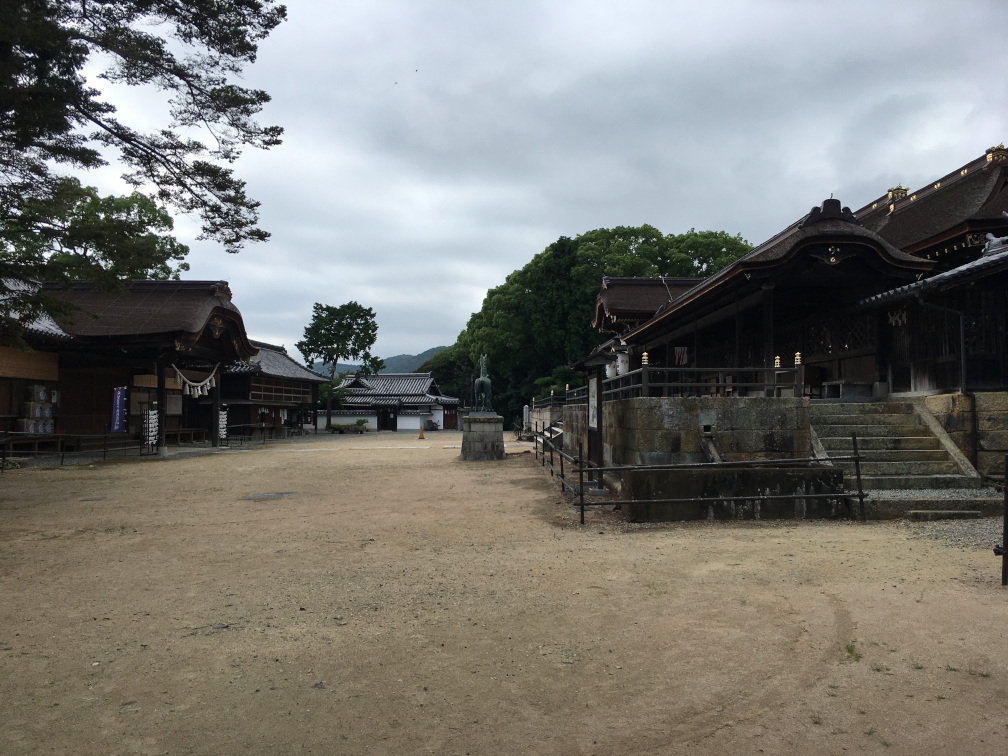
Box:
533;427;866;525
0;431;148;471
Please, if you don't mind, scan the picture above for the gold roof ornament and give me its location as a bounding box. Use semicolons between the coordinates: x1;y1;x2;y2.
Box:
986;144;1008;163
887;184;908;200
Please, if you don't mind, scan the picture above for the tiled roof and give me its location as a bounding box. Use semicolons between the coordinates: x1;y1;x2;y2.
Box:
24;313;71;340
854;151;1008;251
859;234;1008;308
1;279;72;341
337;372;459;408
226;341;328;383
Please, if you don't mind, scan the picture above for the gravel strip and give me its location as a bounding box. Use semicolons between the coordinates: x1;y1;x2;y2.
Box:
899;515;1005;552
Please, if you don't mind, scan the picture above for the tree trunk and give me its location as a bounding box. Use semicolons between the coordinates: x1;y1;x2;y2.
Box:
326;367;336;429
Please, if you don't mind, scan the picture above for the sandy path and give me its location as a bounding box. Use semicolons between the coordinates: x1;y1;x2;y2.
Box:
1;430;1005;754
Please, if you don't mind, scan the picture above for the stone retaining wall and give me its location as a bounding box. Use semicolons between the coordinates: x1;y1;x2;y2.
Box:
605;396;812;468
924;391;1008;479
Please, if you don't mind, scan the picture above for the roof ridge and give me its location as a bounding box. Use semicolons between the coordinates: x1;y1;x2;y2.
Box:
852;150;995;217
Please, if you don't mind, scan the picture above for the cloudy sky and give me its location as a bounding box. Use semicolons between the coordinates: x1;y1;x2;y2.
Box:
93;0;1008;362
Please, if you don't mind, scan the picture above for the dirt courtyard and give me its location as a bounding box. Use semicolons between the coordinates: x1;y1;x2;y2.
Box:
1;431;1006;755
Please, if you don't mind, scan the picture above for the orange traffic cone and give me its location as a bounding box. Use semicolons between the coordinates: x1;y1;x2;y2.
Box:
418;425;425;440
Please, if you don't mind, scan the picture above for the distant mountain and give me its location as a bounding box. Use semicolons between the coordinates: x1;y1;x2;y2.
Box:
382;346;447;373
310;346;448;377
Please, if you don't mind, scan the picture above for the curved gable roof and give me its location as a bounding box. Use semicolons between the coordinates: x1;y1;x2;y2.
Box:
227;341;328;383
42;280;258;360
627;199;931;344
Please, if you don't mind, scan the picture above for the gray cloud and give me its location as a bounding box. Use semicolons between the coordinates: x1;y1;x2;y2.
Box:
111;0;1008;358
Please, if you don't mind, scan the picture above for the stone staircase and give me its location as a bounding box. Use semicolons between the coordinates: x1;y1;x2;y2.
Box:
540;421;564;449
809;401;982;492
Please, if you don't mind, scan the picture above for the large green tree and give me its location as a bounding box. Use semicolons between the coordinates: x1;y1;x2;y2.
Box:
457;225;752;423
296;301;383;428
1;0;285;345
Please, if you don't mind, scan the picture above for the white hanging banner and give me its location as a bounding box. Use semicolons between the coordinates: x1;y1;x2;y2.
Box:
145;409;159;446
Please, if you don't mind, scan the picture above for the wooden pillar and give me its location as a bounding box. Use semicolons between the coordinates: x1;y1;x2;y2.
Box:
212;372;221;448
586;364;604;484
156;358;167;456
735;294;743;369
762;283;775;370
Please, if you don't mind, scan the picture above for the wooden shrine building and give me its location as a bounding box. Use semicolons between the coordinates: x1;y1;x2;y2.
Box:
0;280;305;451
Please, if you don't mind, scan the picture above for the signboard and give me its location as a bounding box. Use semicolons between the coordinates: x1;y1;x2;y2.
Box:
111;387;126;433
588;376;598;429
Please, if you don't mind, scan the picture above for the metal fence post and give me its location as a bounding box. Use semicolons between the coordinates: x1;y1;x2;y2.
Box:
578;441;585;525
1002;454;1007;586
852;432;866;521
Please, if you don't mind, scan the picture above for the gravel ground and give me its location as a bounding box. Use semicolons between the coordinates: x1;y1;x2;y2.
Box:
901;516;1006;551
3;433;1008;754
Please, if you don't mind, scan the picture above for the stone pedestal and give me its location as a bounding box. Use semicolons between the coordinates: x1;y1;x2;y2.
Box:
461;413;505;461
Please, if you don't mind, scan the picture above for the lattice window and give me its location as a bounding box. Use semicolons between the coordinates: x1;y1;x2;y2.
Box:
250;377;311;403
781;312;875;361
965;290;1006;356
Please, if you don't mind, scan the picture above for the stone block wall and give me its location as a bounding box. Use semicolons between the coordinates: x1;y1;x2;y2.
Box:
977;392;1008;479
924;391;1008;479
563;403;588;459
531;403;564;432
461;415;505;461
622;466;846;522
603;396;812;468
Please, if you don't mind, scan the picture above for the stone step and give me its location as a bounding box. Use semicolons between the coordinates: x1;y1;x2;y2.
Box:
907;510;983;521
818;435;941;452
809;401;915;415
847;490;1002;518
811;413;920;426
817;423;933;438
823;448;949;463
853;474;982;490
833;459;959;476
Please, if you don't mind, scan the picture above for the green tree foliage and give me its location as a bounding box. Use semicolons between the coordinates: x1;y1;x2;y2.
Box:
296;301;380;427
418;340;475;406
1;0;285;344
456;225;752;422
2;176;192;344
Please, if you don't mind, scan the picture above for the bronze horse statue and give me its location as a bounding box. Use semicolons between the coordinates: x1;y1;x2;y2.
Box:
474;354;493;412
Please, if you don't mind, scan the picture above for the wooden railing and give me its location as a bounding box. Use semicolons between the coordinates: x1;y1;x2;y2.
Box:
598;365;803;401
